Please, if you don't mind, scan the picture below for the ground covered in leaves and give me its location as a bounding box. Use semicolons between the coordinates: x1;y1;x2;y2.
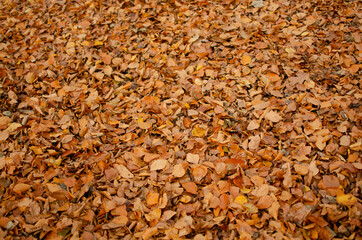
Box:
0;0;361;239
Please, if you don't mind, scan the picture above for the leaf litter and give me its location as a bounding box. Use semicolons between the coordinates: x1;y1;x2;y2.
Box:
0;0;361;239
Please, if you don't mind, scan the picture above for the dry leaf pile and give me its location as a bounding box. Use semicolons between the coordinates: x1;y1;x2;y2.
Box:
0;0;361;239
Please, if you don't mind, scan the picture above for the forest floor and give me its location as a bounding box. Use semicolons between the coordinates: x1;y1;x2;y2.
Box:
0;0;361;239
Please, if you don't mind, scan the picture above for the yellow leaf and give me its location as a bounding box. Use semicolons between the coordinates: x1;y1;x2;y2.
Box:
94;40;103;46
29;146;43;155
192;126;206;137
336;194;357;206
184;103;190;109
240;188;252;194
234;195;248;205
241;55;251;65
50;157;62;166
285;47;296;54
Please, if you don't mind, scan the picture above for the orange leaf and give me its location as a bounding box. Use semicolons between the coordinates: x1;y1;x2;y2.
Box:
225;158;246;167
146;192;159;206
219;194;229;210
184;117;192;128
241;55;251;65
265;72;281;82
192;165;208;182
172;164;186;178
181;182;198;194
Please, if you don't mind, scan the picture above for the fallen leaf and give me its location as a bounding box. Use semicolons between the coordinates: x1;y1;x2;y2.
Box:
248;135;260;150
172;164;186;178
336;194;357;206
46;183;62;193
142;227;158;240
241;55;251;65
192;126;206;137
25;72;36;83
234;195;248;205
192;165;208;182
181;182;198;194
294;164;309;175
265;111;282;123
150;159;168;171
7;122;22;132
186;153;199;164
13;183;31;194
146;192;159;206
0;130;9;141
256;195;273;209
340;135;350;146
115;164;134;179
247;120;260;130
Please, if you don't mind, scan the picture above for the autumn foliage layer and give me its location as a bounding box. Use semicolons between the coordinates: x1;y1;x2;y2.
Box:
0;0;361;239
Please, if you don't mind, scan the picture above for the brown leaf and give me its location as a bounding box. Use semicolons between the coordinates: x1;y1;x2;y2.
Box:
13;183;31;194
288;202;311;224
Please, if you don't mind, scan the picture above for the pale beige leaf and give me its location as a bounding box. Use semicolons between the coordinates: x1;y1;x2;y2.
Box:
186;153;199;164
247;120;260;130
150;159;168;171
0;130;9;141
172;164;186;178
265;111;282;123
115;164;134;179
